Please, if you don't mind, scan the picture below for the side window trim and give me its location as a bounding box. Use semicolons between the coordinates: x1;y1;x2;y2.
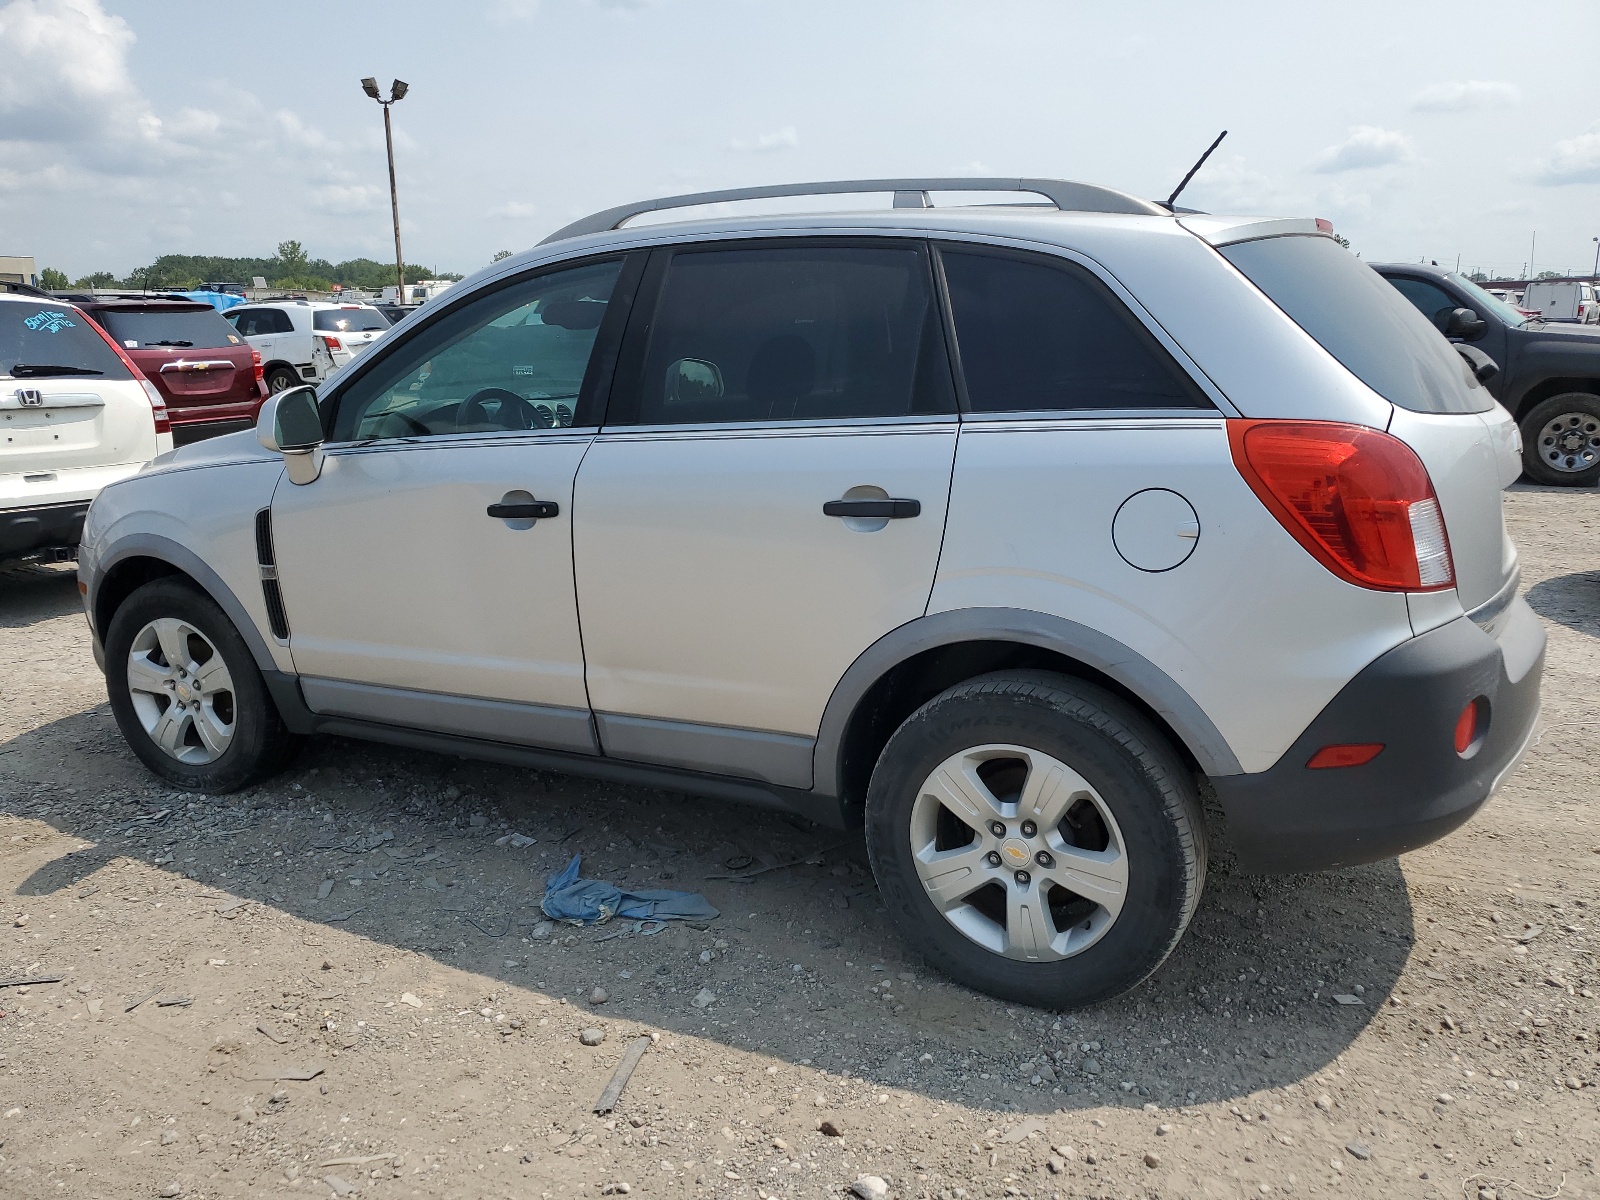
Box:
929;238;1232;418
604;235;957;430
321;251;645;442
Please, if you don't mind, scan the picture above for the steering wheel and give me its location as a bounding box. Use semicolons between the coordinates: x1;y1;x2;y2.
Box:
457;387;539;432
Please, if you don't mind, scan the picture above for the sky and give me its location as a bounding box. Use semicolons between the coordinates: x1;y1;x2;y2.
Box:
2;0;1598;282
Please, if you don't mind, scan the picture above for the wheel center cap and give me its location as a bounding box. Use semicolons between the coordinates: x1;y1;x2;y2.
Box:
176;683;191;701
1561;431;1585;451
1000;839;1031;866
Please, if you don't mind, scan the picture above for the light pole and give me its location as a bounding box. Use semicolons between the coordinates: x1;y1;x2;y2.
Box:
361;77;409;302
1592;236;1599;281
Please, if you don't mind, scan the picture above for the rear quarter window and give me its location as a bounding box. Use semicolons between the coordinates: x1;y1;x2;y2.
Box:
1220;235;1488;414
0;304;132;380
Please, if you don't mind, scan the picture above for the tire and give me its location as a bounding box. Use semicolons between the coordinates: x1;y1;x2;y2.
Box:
104;577;297;793
864;671;1206;1009
266;366;301;394
1520;392;1600;487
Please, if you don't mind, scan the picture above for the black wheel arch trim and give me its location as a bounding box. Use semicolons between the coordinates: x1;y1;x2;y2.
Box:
89;533;282;678
811;606;1244;796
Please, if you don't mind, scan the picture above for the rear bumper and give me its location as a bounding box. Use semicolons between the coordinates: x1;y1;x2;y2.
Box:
0;500;90;562
1211;598;1545;874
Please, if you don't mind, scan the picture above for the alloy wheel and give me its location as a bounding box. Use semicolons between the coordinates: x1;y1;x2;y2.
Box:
908;743;1128;962
125;618;237;765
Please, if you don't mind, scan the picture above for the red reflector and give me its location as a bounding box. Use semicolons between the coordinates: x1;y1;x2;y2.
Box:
1228;420;1455;592
1307;743;1385;769
1453;698;1486;754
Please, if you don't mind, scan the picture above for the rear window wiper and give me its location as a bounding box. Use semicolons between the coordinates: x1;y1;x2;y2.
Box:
9;364;105;377
144;340;195;348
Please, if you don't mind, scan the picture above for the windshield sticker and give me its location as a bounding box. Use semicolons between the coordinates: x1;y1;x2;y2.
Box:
24;310;77;334
227;334;240;343
124;340;138;348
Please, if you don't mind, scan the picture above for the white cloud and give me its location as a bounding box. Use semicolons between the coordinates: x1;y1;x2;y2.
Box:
730;125;798;153
1411;80;1520;112
1535;124;1600;185
1311;126;1415;173
488;200;539;219
311;184;384;216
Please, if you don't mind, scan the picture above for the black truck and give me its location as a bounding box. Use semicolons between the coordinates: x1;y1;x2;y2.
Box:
1374;262;1600;487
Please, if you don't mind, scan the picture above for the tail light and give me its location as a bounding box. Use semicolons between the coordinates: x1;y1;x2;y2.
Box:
140;379;172;435
1228;420;1455;592
251;348;264;384
318;335;343;353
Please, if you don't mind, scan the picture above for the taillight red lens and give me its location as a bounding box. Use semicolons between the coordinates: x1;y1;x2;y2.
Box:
1228;420;1455;592
320;335;343;353
251;348;264;384
1307;743;1385;769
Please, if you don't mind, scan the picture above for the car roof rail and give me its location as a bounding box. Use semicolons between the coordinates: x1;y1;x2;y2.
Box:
540;177;1167;244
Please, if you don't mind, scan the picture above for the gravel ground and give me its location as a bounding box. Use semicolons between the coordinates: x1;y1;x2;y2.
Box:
0;484;1596;1200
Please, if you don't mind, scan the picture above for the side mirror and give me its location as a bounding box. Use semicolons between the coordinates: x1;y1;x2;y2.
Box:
664;357;724;405
1443;306;1487;341
1453;343;1499;385
256;385;325;485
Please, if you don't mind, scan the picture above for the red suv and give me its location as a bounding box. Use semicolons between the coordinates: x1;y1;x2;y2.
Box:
75;298;267;444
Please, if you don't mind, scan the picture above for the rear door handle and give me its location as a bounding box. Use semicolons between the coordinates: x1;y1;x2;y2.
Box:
823;498;921;519
487;500;559;519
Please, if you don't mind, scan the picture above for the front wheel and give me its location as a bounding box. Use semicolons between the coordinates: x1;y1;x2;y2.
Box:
864;672;1206;1008
1520;392;1600;486
105;577;297;792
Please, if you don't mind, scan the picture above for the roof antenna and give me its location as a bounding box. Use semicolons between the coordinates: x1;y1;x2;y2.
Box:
1166;130;1227;210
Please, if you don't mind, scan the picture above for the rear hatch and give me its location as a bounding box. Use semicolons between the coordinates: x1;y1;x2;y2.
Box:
92;303;258;412
1196;225;1517;613
1;301;154;477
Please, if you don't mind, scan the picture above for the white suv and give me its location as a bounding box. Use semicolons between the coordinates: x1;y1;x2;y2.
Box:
77;179;1544;1007
224;300;390;393
2;291;172;565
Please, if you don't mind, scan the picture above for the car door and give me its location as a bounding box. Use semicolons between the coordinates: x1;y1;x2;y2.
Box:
231;308;281;366
571;239;958;787
269;255;640;754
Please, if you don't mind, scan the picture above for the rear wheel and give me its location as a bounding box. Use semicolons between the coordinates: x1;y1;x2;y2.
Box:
864;671;1206;1008
266;366;300;394
105;577;296;792
1521;392;1600;486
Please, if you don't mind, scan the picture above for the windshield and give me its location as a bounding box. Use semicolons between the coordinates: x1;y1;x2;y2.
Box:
313;308;389;333
100;308;242;350
0;304;132;379
1221;235;1489;415
1448;273;1530;328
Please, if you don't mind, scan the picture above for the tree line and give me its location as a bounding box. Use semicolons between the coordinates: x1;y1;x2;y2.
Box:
39;241;463;292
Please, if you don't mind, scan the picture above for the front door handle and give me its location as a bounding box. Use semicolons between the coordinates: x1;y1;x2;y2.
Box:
823;497;921;519
487;500;559;519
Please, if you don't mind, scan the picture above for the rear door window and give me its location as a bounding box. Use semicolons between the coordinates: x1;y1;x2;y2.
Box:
0;304;131;380
1221;235;1487;414
613;241;954;426
99;308;240;350
939;247;1209;413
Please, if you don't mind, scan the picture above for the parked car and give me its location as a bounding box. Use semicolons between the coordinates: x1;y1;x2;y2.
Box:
1375;263;1600;485
223;301;390;393
1521;279;1600;325
2;292;172;565
80;178;1542;1007
75;297;267;445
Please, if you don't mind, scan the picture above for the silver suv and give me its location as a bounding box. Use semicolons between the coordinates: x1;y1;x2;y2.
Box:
78;179;1544;1007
